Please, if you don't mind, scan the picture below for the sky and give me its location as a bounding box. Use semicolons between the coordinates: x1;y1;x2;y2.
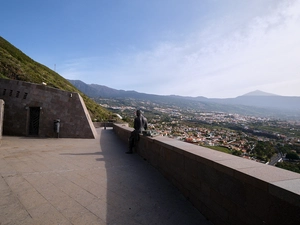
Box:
1;0;300;98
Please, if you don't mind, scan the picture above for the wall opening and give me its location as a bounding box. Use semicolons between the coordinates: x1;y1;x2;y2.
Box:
29;107;40;135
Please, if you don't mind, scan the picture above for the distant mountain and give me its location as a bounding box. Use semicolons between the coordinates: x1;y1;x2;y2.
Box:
241;90;278;97
69;80;300;120
69;80;180;101
208;92;300;112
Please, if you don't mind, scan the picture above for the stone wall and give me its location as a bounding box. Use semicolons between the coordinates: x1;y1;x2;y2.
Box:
0;79;97;138
93;122;128;129
0;99;4;143
93;122;114;128
113;123;300;225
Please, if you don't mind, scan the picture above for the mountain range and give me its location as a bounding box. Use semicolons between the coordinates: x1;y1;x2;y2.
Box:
69;80;300;121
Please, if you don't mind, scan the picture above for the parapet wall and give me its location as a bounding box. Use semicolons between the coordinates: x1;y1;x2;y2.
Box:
93;122;114;128
0;79;97;138
113;123;300;225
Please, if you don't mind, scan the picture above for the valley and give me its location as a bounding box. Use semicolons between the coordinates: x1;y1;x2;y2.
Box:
96;96;300;173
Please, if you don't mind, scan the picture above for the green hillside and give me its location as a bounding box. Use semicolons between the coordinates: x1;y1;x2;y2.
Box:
0;36;112;121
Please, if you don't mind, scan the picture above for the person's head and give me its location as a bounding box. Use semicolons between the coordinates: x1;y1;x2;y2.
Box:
136;109;141;116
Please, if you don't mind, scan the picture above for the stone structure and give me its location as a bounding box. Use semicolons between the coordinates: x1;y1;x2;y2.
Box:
113;123;300;225
0;99;4;142
0;79;97;138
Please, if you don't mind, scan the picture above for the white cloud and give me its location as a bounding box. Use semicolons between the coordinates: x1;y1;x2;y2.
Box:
61;0;300;98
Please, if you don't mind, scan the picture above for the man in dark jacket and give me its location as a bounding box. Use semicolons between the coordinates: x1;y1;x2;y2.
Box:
127;110;147;154
134;109;148;133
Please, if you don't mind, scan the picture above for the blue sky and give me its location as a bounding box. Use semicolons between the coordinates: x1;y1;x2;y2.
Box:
2;0;300;98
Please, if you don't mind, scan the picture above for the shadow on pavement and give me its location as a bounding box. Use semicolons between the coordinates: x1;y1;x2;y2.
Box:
99;128;210;225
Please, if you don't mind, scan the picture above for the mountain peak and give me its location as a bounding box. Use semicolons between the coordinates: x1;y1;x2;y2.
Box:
241;90;278;97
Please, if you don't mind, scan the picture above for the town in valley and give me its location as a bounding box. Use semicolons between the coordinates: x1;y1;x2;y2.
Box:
97;97;300;173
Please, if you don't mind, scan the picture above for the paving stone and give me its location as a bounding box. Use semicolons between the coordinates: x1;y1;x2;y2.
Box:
0;128;210;225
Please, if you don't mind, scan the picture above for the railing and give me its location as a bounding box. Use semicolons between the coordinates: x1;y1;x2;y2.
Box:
113;123;300;225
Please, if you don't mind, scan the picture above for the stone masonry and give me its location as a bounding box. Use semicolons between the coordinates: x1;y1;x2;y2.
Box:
0;78;97;138
0;99;4;142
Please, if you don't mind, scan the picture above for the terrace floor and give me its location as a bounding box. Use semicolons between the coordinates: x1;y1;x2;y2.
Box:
0;128;211;225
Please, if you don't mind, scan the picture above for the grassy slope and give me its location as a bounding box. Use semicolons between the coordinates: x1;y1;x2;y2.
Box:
0;36;112;121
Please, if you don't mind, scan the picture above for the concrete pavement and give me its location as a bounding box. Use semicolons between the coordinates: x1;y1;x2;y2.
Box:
0;128;211;225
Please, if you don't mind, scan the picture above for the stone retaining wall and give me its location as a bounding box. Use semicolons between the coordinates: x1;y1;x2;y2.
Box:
0;99;4;143
0;79;97;138
113;123;300;225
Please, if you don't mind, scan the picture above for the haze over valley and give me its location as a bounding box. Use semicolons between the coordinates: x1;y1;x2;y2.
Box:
69;79;300;121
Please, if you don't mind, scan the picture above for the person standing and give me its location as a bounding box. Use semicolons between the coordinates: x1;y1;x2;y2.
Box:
127;109;148;154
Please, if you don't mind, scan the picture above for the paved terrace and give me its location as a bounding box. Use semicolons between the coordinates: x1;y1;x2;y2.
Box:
0;128;211;225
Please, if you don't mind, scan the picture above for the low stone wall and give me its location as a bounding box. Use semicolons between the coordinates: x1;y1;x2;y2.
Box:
113;123;300;225
93;122;121;128
94;122;112;128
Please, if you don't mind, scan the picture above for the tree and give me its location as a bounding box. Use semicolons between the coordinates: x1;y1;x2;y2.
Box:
232;150;242;156
276;162;300;173
286;152;300;161
253;141;275;161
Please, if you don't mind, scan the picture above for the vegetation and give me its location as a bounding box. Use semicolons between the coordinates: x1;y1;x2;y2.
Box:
250;121;300;139
205;145;232;154
0;36;112;121
286;151;300;160
276;162;300;173
277;143;300;154
252;141;276;162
